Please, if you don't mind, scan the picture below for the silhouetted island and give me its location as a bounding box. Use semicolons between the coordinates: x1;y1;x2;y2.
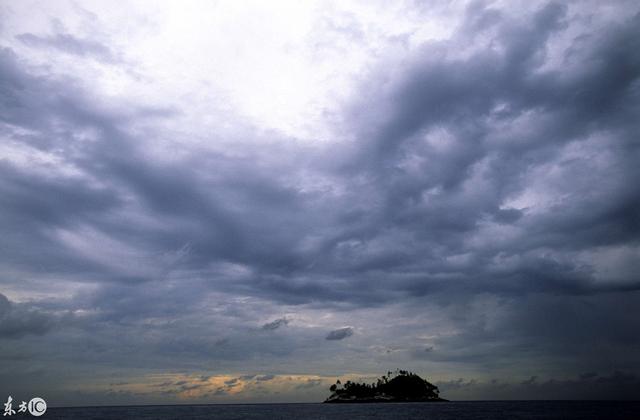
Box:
324;369;447;403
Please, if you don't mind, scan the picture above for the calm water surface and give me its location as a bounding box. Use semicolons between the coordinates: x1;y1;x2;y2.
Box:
41;401;640;420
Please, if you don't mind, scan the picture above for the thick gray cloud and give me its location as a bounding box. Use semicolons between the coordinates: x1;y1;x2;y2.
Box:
0;294;55;339
326;327;353;341
262;318;289;331
0;0;639;404
437;371;640;401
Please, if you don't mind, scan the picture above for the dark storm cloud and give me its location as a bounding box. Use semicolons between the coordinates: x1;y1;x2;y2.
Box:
407;292;640;375
0;45;314;289
262;318;289;330
325;327;353;341
437;371;640;400
0;294;55;338
3;2;637;306
324;2;640;300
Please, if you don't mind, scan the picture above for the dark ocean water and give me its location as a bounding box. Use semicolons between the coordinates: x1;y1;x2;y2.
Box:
41;401;640;420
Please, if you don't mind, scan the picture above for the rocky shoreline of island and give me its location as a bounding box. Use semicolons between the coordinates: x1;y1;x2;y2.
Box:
324;395;448;403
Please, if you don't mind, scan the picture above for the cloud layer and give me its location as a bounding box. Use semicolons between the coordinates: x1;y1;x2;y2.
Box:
0;0;639;405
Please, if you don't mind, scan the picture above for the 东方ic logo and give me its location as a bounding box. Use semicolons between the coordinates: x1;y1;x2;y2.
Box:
3;396;47;417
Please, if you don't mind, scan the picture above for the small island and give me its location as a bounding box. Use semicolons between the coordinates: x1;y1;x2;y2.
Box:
324;369;447;403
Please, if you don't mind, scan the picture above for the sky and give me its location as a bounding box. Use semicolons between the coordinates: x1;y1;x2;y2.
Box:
1;0;639;406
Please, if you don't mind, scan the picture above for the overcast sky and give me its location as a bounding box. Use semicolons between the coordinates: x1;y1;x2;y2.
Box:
1;0;639;406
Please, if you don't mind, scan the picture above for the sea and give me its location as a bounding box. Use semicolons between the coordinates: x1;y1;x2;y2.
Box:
39;401;640;420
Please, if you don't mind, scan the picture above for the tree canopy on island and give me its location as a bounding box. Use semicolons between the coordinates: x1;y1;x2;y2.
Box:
325;369;446;403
